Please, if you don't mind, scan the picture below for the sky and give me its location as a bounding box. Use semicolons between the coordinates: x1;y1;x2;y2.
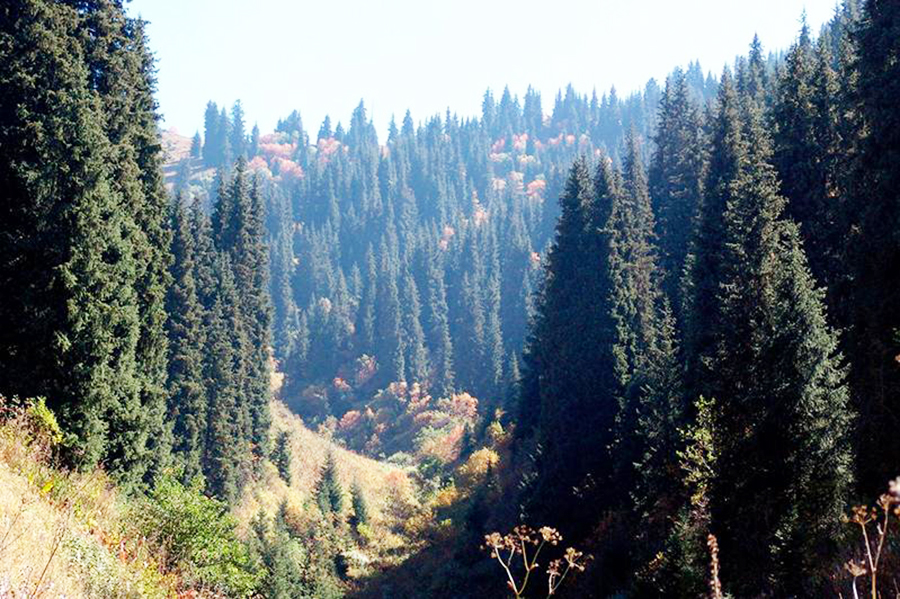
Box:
127;0;840;140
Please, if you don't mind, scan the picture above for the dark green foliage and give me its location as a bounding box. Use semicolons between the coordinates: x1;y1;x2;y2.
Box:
424;253;455;398
607;134;683;572
273;430;292;485
845;0;900;496
772;20;847;293
5;4;896;594
375;245;405;385
203;254;248;502
249;511;305;599
684;79;853;595
519;157;621;530
401;268;429;384
212;162;272;458
649;68;706;314
134;474;261;596
682;70;745;404
349;483;369;530
0;0;169;486
166;197;208;482
316;453;344;518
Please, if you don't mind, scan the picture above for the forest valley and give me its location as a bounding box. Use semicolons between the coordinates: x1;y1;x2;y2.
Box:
1;0;900;597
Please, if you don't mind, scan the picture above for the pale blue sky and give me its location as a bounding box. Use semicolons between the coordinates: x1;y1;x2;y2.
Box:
127;0;839;139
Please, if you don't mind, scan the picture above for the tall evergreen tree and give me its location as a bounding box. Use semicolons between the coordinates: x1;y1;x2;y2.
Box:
607;135;683;587
0;0;146;481
203;254;247;501
518;157;619;531
231;99;247;159
203;101;220;167
649;69;706;314
846;0;900;495
686;86;852;595
424;254;455;398
166;198;208;482
400;268;429;384
682;71;745;402
316;453;345;518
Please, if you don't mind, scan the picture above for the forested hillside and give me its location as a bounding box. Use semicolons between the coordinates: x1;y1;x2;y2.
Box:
176;64;719;464
2;0;900;597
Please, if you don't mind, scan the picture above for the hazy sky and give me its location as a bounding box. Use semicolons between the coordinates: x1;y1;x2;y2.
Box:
127;0;839;139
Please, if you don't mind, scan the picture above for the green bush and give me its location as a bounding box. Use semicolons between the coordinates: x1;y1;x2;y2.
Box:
133;474;261;597
24;397;63;447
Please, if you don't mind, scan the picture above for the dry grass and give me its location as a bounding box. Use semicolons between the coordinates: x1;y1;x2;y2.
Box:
0;401;176;598
0;463;83;597
159;128;216;192
233;399;423;576
236;399;416;524
160;128;192;164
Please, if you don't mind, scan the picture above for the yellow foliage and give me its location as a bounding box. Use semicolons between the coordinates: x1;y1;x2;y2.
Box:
432;484;461;509
456;448;500;494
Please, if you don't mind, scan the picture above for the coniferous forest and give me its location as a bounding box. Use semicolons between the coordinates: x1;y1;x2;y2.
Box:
1;0;900;597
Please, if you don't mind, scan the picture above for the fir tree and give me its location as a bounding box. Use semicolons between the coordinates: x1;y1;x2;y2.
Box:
203;254;246;501
0;0;144;478
688;90;853;595
518;157;618;531
166;197;208;482
349;483;369;530
401;268;429;384
231;99;247;159
424;254;455;398
191;131;202;159
375;242;405;384
606;134;683;584
203;101;220;166
846;0;900;495
272;430;292;485
649;68;706;314
316;453;344;518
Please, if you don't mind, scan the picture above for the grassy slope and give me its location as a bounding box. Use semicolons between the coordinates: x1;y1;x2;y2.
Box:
234;399;422;584
0;395;420;597
236;399;414;527
0;419;176;597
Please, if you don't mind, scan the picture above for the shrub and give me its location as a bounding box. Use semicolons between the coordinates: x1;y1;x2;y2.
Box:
132;474;261;596
24;397;63;447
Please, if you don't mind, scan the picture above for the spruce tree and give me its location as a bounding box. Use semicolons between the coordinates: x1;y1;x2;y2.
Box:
682;71;745;403
424;254;455;398
375;242;405;384
213;162;272;457
231;99;247;159
0;0;143;477
203;101;220;166
607;135;683;586
401;268;429;384
349;483;369;530
316;453;345;518
687;88;853;595
649;68;706;314
272;430;292;485
772;21;843;291
166;197;208;482
847;0;900;495
518;157;619;531
191;131;202;159
203;254;247;501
